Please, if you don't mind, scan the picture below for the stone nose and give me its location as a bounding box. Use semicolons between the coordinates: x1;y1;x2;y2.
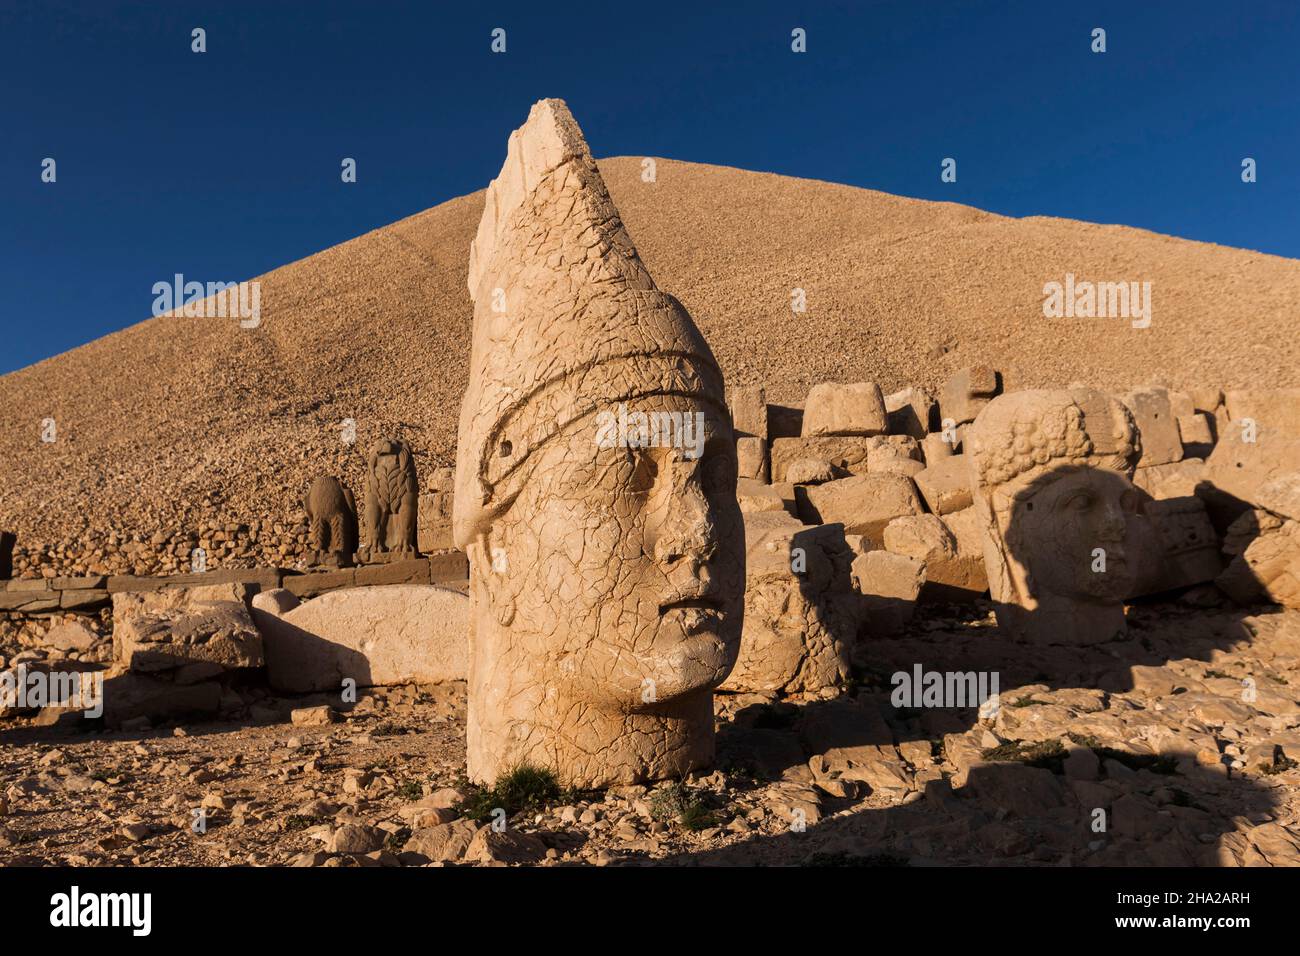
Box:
653;466;716;567
1097;501;1128;540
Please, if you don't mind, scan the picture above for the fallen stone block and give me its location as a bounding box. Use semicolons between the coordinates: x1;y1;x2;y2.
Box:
885;386;936;440
112;588;264;674
721;511;857;694
354;558;431;588
913;455;974;515
785;458;837;485
736;436;770;482
770;436;873;483
729;385;769;440
736;478;793;514
1224;389;1300;439
940;365;1001;426
1119;386;1184;467
920;433;954;465
1178;412;1215;455
1134;459;1205;501
866;435;923;477
1215;474;1300;609
1201;427;1300;529
1128;496;1223;597
796;473;923;546
801;383;887;437
850;549;925;633
256;585;469;693
291;705;338;726
43;621;101;655
283;568;356;599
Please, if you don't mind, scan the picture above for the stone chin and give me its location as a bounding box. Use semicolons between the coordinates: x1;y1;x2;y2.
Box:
560;609;741;713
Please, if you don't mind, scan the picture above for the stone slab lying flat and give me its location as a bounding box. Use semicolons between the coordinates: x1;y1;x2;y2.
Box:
256;584;469;693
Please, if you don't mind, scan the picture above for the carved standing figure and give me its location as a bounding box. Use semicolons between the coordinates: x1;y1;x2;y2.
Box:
965;388;1143;644
363;438;418;556
453;99;744;788
304;476;358;566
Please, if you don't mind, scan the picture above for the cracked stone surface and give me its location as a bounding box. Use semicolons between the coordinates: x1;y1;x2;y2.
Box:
452;99;744;787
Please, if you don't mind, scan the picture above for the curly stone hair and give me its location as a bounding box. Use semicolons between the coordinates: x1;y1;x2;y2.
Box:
970;389;1140;491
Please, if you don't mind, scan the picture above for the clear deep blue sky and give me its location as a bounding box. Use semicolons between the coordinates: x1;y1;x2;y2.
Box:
2;1;1296;375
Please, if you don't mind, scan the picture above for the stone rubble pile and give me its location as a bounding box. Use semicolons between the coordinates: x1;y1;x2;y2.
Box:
722;373;1300;694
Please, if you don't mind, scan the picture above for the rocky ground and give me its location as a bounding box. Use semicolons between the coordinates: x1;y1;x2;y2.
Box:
3;597;1299;867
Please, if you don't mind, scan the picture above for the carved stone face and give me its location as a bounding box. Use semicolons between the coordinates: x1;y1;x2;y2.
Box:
1006;468;1141;604
482;394;744;710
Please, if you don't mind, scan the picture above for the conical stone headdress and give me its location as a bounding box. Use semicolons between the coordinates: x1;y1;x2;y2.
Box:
453;99;727;548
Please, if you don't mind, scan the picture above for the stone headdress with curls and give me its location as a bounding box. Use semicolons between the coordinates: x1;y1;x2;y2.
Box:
964;388;1141;605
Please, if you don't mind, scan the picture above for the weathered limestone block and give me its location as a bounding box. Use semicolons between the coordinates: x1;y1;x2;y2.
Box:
1128;496;1222;597
1119;386;1183;467
796;473;923;547
940;365;1001;426
0;589;60;612
883;514;955;564
1256;473;1300;521
254;585;469;693
43;620;101;655
786;458;837;485
736;478;793;514
729;385;768;441
1134;459;1205;501
851;550;925;634
60;589;109;611
1177;412;1215;454
936;507;990;597
1201;426;1300;529
801;382;887;437
867;435;923;476
304;476;357;567
1215;474;1300;608
282;567;355;599
417;466;456;553
1188;388;1222;414
885;386;936;440
1217;523;1300;608
1224;389;1300;439
721;512;855;694
920;433;954;464
770;436;872;483
914;455;974;515
966;388;1142;644
354;557;432;587
736;436;770;482
362;439;418;558
453;99;744;787
112;585;263;674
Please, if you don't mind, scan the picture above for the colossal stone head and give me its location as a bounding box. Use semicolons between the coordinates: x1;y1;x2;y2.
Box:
453;99;744;787
965;388;1142;644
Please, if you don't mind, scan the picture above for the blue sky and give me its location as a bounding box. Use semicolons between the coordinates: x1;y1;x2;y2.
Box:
2;1;1296;374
